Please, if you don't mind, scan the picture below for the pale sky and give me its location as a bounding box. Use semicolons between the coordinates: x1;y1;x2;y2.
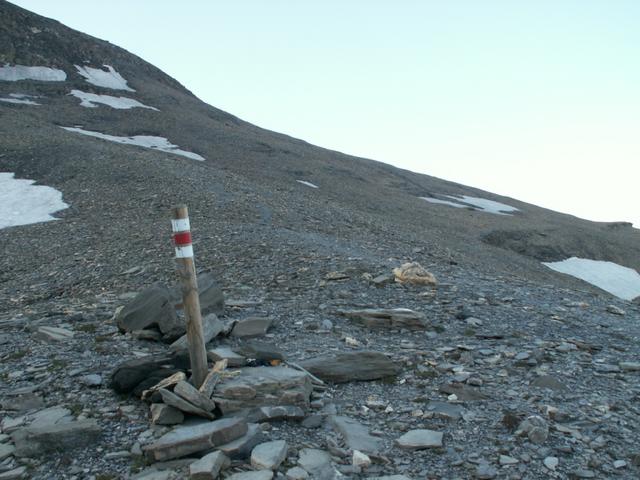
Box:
13;1;640;227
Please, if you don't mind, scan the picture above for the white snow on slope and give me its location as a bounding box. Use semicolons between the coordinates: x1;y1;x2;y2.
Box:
61;127;204;161
447;195;519;215
0;64;66;82
0;173;68;229
421;197;469;208
297;180;319;189
70;90;158;110
75;65;134;91
421;193;519;215
543;257;640;301
0;97;40;105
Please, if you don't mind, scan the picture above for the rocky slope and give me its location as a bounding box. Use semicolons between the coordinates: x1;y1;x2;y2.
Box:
0;1;639;479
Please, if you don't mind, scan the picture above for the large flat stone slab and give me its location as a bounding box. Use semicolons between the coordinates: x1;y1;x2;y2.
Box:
217;423;264;459
160;388;215;419
117;284;180;335
299;351;399;383
395;429;443;450
213;366;311;414
328;416;381;454
11;419;101;457
145;418;247;461
339;308;429;330
251;440;288;470
189;450;230;480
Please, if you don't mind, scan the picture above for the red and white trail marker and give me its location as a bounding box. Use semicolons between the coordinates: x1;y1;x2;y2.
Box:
171;217;194;258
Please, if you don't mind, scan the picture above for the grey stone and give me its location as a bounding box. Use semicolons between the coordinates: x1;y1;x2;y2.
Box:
145;417;248;461
0;467;27;480
340;308;429;330
133;469;177;480
531;375;566;391
110;351;190;394
395;429;443;449
189;450;230;480
27;406;73;429
245;405;306;423
286;467;310;480
226;472;273;480
184;272;225;316
620;362;640;371
217;423;264;459
151;404;184;426
352;450;371;468
328;416;381;454
298;448;335;480
299;351;399;383
208;347;246;367
426;401;465;420
0;443;15;460
231;317;273;338
251;440;287;470
34;326;74;342
237;341;285;364
80;374;103;387
439;383;488;401
543;456;558;470
301;415;323;429
174;381;217;412
160;389;215;419
516;416;548;444
11;419;101;457
475;464;497;479
171;314;223;351
606;305;625;315
213;366;311;414
116;284;181;335
367;476;413;480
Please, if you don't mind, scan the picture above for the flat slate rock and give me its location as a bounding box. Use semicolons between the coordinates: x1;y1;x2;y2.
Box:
226;471;273;480
110;352;190;394
145;417;247;461
217;423;264;459
439;383;488;402
231;317;273;338
328;415;381;454
189;450;230;480
245;405;305;423
208;347;247;367
395;429;443;450
299;351;399;383
297;448;336;480
170;314;223;351
11;419;101;457
150;404;184;426
251;440;288;470
213;366;311;414
117;284;180;335
34;326;74;342
339;308;429;330
159;389;215;420
531;375;567;391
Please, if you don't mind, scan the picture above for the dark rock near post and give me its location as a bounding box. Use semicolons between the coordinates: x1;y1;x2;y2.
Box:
110;352;190;394
116;284;181;335
299;351;399;383
172;272;224;316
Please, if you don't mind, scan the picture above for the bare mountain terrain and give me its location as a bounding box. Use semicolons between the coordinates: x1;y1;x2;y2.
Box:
1;2;639;479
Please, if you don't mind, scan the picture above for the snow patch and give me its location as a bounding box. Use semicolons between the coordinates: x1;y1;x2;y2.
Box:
543;257;640;301
0;173;68;229
0;64;66;82
75;65;134;91
61;127;204;161
447;195;519;215
70;90;158;110
0;97;40;105
421;194;518;215
296;180;319;189
421;197;470;209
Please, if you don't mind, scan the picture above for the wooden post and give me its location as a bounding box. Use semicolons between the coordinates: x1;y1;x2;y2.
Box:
171;205;208;388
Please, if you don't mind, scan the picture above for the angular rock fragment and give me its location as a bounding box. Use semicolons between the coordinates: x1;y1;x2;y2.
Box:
246;405;305;423
395;429;443;450
217;423;264;459
339;308;429;330
150;404;184;426
213;366;311;414
516;415;548;444
226;471;273;480
208;347;246;367
231;317;273;338
171;314;223;351
299;351;399;383
174;272;224;316
0;467;27;480
142;372;187;401
174;381;217;412
110;352;190;394
439;383;487;402
159;389;215;420
251;440;288;470
328;415;381;454
0;443;15;460
189;450;230;480
297;448;334;479
237;341;285;365
145;417;247;461
116;284;180;335
34;326;74;342
531;375;566;391
392;262;437;286
286;467;310;480
11;419;101;457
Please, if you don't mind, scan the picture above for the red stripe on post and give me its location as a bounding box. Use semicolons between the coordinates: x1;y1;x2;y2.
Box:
173;231;192;246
